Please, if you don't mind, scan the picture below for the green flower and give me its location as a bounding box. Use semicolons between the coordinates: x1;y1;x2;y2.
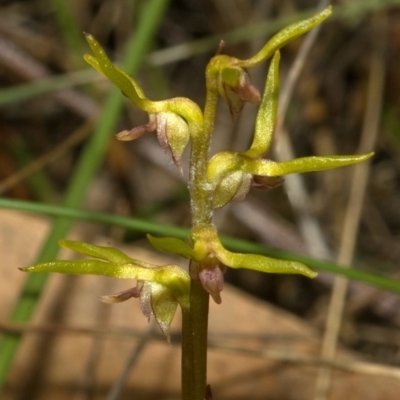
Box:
21;240;189;341
147;228;316;303
84;33;202;171
208;51;373;209
206;7;333;120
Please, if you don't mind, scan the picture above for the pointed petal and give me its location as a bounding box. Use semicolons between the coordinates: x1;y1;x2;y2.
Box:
139;281;153;320
147;235;199;260
247;153;374;176
100;286;141;303
150;282;179;342
236;70;261;104
224;84;245;120
165;113;190;171
59;240;135;263
115;117;157;141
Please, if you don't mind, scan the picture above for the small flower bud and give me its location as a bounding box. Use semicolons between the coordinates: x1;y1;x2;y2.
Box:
156;112;190;171
198;262;225;304
212;170;252;209
219;66;261;120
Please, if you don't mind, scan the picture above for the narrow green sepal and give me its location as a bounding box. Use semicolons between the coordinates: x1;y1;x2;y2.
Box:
239;6;332;67
84;33;149;109
84;34;204;129
191;226;317;279
21;260;157;280
208;152;374;188
213;242;317;278
243;51;280;159
247;152;375;177
146;234;200;261
59;240;135;264
83;54;103;76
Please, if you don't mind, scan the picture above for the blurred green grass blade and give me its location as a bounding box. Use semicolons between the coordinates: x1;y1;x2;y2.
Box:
2;198;400;295
0;0;171;390
148;0;400;66
0;70;99;107
49;0;86;67
0;198;188;238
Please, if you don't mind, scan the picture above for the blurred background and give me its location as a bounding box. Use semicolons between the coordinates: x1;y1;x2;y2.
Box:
1;0;400;399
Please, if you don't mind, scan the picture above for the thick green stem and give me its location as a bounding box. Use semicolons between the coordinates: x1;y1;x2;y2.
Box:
181;80;219;399
182;263;209;400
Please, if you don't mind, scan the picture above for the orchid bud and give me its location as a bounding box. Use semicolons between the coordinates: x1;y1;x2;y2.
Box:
156;112;190;171
218;65;261;120
212;170;252;209
198;262;225;304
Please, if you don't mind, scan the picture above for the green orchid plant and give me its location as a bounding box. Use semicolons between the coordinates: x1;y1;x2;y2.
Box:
21;6;373;399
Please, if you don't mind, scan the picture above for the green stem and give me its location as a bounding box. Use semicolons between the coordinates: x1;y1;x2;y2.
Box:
188;88;218;227
182;262;210;400
181;78;219;398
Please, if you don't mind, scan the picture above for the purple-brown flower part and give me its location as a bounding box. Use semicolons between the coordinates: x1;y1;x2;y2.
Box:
115;116;157;141
100;286;142;303
220;67;261;120
138;281;153;321
155;113;169;153
198;263;225;304
235;69;262;104
252;175;284;189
